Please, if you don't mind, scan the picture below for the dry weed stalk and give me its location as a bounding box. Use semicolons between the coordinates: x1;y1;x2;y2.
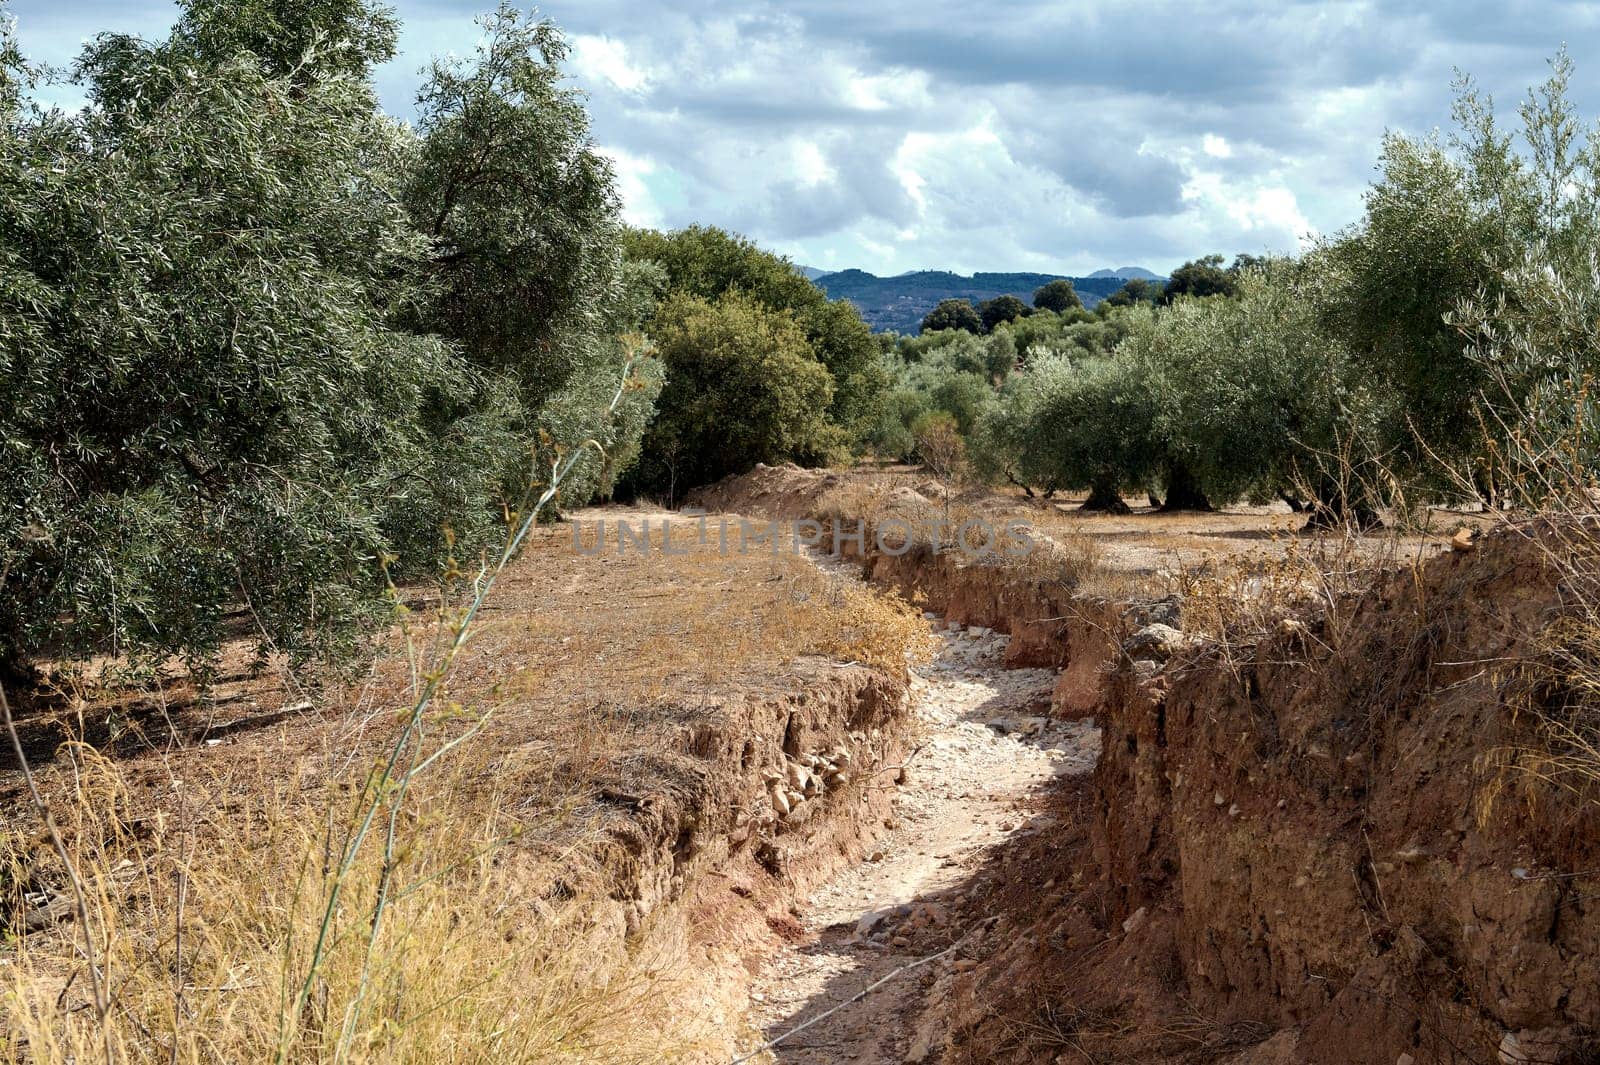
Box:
1413;367;1600;817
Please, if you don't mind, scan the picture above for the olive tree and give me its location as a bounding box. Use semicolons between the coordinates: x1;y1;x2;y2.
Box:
400;5;665;511
973;353;1157;512
1317;53;1597;491
1121;266;1381;514
0;1;651;681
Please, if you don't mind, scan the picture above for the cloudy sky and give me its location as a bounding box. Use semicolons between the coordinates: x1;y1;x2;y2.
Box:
8;1;1600;275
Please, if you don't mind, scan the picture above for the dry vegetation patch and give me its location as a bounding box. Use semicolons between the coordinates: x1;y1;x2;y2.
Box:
0;510;928;1064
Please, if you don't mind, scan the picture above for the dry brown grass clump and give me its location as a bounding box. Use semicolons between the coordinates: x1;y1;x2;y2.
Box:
1170;526;1412;651
0;751;711;1064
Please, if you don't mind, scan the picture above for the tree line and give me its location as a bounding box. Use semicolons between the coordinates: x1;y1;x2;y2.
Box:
0;0;884;682
4;0;1594;684
882;54;1600;524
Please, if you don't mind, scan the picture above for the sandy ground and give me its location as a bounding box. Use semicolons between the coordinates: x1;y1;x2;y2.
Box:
736;607;1099;1064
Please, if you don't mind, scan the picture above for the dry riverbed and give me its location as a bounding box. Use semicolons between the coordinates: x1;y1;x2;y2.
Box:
737;618;1100;1064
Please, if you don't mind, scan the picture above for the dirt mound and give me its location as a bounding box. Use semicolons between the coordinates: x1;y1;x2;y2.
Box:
687;462;845;522
922;526;1600;1063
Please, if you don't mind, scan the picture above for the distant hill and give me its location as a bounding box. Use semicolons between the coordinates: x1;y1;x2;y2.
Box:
795;265;832;281
810;268;1164;334
1087;266;1163;281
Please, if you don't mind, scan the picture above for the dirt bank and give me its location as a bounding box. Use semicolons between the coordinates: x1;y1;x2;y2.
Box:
689;464;1150;718
927;526;1600;1064
0;510;936;1061
696;466;1600;1064
738;618;1098;1063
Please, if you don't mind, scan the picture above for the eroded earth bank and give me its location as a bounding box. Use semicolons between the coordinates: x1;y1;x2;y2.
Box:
700;465;1600;1065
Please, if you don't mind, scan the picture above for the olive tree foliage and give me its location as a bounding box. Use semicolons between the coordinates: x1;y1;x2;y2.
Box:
0;1;650;680
1451;254;1600;506
897;330;1014;379
402;5;659;506
1008;304;1145;366
862;330;1006;460
1445;62;1600;503
629;292;835;502
973;353;1157;511
1318;52;1599;487
1119;266;1384;511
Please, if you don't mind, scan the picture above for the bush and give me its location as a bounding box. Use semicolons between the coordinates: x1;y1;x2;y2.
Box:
920;298;983;334
623;225;880;438
1102;277;1163;307
911;411;968;493
627;292;837;500
1158;254;1237;304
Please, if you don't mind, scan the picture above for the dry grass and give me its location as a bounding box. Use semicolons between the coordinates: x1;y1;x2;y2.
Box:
1483;608;1600;820
1436;373;1600;817
0;751;710;1064
1477;521;1600;821
1170;528;1401;646
0;510;930;1064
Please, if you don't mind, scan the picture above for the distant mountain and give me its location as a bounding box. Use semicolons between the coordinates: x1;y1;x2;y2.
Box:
1087;266;1163;281
810;268;1163;334
795;265;833;281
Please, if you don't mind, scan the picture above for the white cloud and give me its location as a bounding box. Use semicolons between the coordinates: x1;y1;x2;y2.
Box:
598;147;664;228
791;140;834;187
570;34;649;93
18;0;1592;276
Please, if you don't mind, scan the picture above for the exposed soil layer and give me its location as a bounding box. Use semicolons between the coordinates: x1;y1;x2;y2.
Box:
933;526;1600;1065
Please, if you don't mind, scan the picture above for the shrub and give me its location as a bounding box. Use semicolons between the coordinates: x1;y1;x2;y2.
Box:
920;298;983;335
627;292;837;501
623;225;880;437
